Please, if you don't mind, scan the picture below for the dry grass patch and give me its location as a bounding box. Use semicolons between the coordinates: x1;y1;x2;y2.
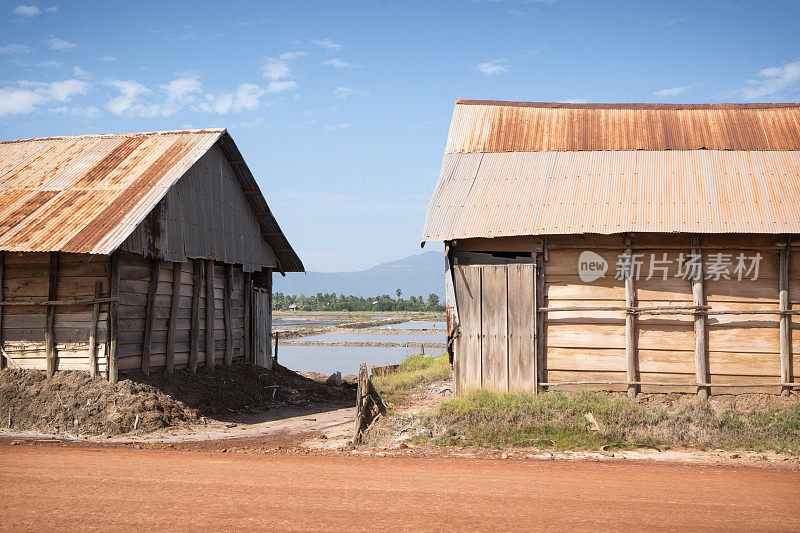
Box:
371;354;451;404
416;390;800;453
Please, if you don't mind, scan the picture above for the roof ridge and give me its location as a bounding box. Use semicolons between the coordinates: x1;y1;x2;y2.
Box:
455;100;800;110
1;128;226;145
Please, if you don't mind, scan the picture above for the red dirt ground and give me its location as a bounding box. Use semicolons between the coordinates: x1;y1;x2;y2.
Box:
1;445;798;531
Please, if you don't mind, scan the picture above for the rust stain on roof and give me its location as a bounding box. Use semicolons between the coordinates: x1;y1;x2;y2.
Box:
0;130;221;254
446;101;800;152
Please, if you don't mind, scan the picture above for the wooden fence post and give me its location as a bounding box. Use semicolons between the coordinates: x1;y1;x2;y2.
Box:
0;252;4;370
779;247;792;397
88;281;101;378
166;262;181;374
243;272;251;363
692;240;710;399
532;255;540;394
141;259;160;376
108;253;119;384
189;259;203;373
45;252;58;377
535;253;545;393
223;264;233;366
624;240;639;399
205;259;215;369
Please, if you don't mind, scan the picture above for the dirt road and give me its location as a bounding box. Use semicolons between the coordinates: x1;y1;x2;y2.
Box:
1;446;797;532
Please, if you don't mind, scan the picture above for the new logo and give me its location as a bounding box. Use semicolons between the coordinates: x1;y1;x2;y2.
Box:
578;251;608;282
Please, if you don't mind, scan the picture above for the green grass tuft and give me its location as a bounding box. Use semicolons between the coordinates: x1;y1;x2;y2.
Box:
371;353;452;404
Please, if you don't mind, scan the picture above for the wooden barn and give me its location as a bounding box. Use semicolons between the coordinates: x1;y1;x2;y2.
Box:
0;129;303;382
422;100;800;397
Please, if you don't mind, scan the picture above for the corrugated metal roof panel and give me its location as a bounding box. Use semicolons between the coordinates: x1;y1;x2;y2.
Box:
421;151;800;241
0;130;304;271
446;101;800;152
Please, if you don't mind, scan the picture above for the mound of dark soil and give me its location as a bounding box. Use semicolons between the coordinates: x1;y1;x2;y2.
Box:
0;363;355;437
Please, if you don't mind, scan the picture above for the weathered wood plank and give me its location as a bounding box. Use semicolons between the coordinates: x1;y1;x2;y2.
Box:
45;252;57;377
223;264;233;366
140;260;160;376
693;245;709;399
108;252;120;383
779;247;792;396
454;265;482;394
243;272;251;363
0;251;4;370
624;244;639;398
508;263;535;393
88;281;101;377
481;265;508;393
166;261;181;374
205;259;215;369
189;260;203;373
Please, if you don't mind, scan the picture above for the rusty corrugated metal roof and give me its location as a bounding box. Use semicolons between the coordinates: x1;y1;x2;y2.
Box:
422;150;800;241
446;101;800;152
0;129;303;271
422;101;800;242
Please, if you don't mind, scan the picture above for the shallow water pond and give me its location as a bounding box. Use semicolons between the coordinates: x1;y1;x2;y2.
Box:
300;332;445;344
370;320;446;330
277;345;445;375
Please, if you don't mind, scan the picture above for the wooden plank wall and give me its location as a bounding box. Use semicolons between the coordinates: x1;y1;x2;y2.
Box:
1;252;109;372
116;252;245;372
451;234;797;395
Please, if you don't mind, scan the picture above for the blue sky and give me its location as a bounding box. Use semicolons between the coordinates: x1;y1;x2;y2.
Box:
1;1;799;272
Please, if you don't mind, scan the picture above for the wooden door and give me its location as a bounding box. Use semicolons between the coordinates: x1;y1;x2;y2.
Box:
252;287;272;369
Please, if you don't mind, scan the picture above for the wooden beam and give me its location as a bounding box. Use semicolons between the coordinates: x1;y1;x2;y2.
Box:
243;272;251;363
166;262;181;375
108;253;120;384
141;260;160;376
0;251;4;370
189;260;203;373
532;254;541;394
88;281;101;378
223;264;233;367
0;297;118;306
205;259;215;369
45;252;57;378
692;241;709;399
779;247;792;397
624;242;638;399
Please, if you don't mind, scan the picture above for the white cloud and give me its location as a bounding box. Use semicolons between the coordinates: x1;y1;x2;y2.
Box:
262;57;291;81
105;79;155;116
473;61;509;75
72;66;90;79
45;37;77;50
38;59;63;67
198;83;266;114
738;60;800;99
47;78;89;101
12;4;41;17
0;44;32;55
324;122;351;130
52;105;100;118
312;38;342;50
0;78;90;117
334;86;354;99
278;51;307;61
654;86;690;97
265;80;296;93
324;58;356;68
558;98;587;104
101;54;117;62
0;87;46;116
44;6;57;13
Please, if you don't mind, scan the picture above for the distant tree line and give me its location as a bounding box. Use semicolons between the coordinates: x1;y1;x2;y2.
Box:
272;291;444;312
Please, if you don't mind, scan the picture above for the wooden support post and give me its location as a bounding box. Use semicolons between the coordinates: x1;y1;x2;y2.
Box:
166;262;181;375
189;260;203;373
223;264;233;367
205;259;215;369
108;253;119;384
779;247;792;397
243;272;251;363
45;252;58;378
535;253;544;393
0;251;4;370
88;281;101;378
532;255;540;394
692;241;710;399
273;331;279;367
141;260;160;376
624;241;639;399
